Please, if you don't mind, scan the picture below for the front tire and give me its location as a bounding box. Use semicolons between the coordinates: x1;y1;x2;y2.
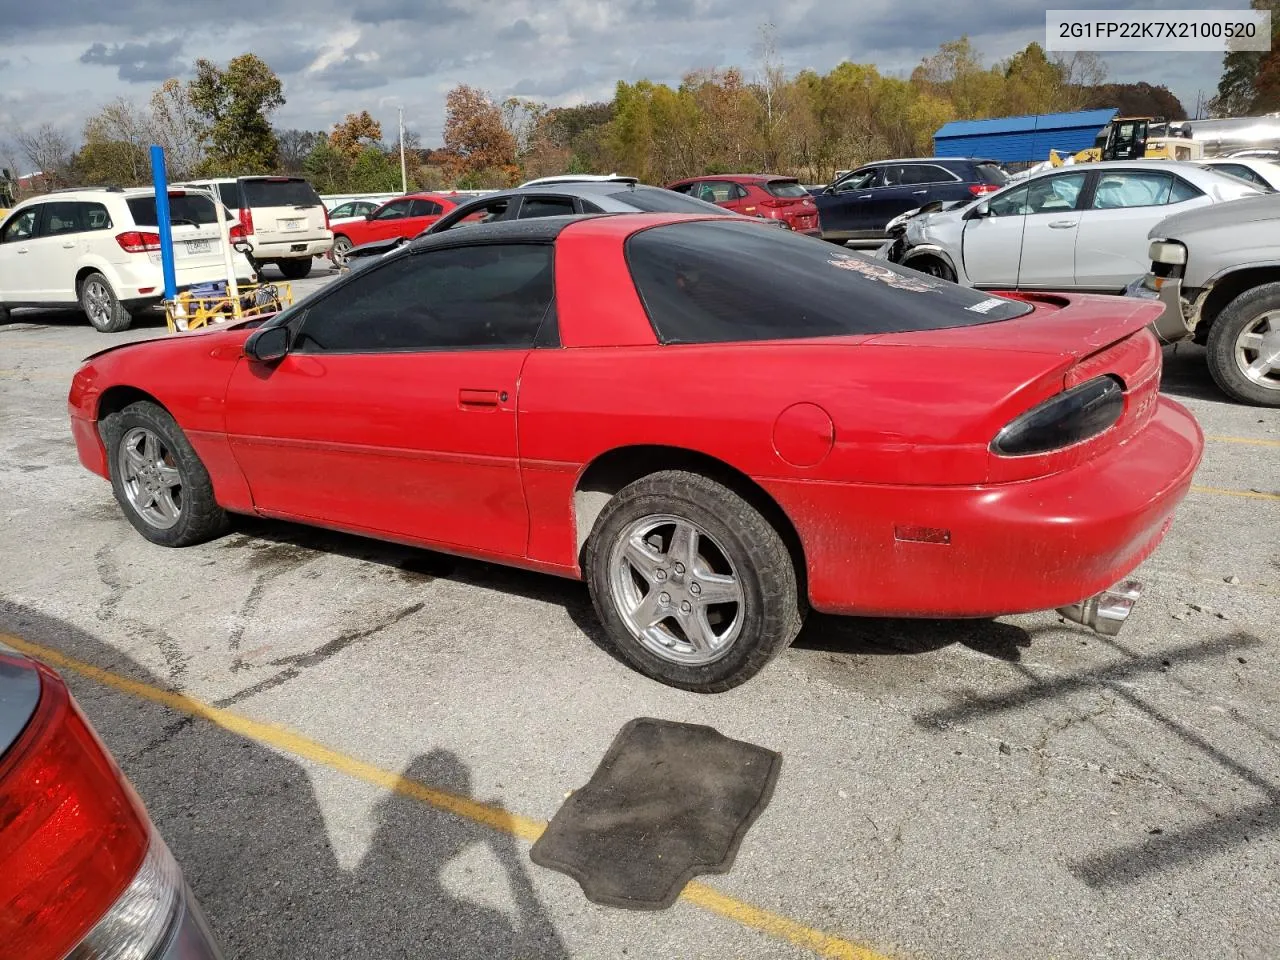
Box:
277;258;313;280
102;401;229;547
1206;283;1280;406
80;272;133;333
585;470;804;692
905;254;956;282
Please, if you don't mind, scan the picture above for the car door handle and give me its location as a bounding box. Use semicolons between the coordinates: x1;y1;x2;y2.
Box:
61;241;77;249
1048;220;1078;229
912;189;929;195
458;388;505;409
857;195;872;200
16;247;28;254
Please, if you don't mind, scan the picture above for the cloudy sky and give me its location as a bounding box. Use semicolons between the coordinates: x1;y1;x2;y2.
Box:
0;0;1255;168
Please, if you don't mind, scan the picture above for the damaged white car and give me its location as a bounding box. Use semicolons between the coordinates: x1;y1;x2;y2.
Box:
876;161;1260;338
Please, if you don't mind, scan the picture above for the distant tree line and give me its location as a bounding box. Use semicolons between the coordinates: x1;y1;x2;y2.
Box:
2;31;1208;201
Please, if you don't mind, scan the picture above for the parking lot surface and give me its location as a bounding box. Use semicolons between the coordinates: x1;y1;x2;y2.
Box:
1;261;1277;960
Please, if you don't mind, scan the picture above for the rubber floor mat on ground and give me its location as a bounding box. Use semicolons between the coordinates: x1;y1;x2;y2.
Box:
530;717;782;909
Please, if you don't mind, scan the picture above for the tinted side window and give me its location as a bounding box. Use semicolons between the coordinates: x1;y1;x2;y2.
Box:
1169;178;1204;203
241;178;321;207
519;196;576;218
42;202;92;236
215;183;241;208
83;202;113;231
294;243;554;353
1;208;38;243
408;199;438;217
329;202;356;218
127;194;218;226
626;220;1031;345
897;165;955;186
374;200;412;220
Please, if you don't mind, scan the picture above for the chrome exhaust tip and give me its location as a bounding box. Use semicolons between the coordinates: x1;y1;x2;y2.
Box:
1057;580;1143;636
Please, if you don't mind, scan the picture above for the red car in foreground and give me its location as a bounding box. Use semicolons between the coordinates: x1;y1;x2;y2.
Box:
0;641;223;959
68;213;1202;691
329;192;464;263
666;174;822;235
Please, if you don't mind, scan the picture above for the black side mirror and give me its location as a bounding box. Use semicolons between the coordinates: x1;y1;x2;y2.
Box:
244;324;291;362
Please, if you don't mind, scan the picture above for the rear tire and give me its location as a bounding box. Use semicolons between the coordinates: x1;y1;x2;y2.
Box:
101;401;229;547
79;272;133;333
0;304;9;324
277;258;313;280
332;235;352;266
1206;283;1280;407
585;470;804;692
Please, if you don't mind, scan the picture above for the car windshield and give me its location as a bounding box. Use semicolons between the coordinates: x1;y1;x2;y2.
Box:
126;194;219;226
627;220;1031;344
241;178;321;207
608;188;731;214
764;180;809;198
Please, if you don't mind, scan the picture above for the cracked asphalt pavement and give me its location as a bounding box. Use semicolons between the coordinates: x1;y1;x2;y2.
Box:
1;260;1277;959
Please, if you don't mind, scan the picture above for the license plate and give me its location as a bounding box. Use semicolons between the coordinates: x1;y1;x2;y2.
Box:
185;239;211;254
280;219;303;231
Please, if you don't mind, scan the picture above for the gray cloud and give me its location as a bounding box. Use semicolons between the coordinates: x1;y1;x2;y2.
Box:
314;57;391;91
259;42;323;76
496;19;538;43
79;38;186;83
351;0;471;25
0;60;9;71
509;67;596;99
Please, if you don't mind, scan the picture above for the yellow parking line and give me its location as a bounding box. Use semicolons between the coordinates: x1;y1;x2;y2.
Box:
1191;485;1280;501
0;633;890;960
1205;435;1280;448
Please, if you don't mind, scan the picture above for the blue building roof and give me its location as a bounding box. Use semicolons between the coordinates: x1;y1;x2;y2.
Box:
933;109;1119;164
934;109;1118;140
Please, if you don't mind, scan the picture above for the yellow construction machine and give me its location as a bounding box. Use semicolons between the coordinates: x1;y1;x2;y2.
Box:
1049;117;1203;167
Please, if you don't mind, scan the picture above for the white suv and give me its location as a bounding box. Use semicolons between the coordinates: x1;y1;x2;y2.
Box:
0;187;257;333
182;176;333;279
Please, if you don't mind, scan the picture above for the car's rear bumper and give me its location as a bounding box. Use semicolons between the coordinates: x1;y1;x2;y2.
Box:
1123;275;1195;344
250;236;333;259
157;883;225;960
768;397;1203;618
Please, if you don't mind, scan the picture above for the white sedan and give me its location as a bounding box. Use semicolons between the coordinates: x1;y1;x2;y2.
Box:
879;160;1262;293
1197;156;1280;191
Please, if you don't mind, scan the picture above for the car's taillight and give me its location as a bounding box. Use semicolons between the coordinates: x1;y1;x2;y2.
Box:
114;232;161;253
760;198;792;208
969;183;1001;196
238;207;254;236
991;376;1125;457
0;660;150;960
322;206;331;231
229;223;246;241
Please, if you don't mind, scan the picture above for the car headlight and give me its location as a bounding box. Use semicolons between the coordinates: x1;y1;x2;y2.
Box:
1149;240;1187;265
991;376;1125;457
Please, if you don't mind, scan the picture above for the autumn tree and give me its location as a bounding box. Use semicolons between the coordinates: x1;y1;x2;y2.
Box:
442;85;517;184
78;99;150;184
13;125;72;190
277;129;324;174
189;54;284;175
329;111;383;162
149;79;204;179
1210;0;1280;115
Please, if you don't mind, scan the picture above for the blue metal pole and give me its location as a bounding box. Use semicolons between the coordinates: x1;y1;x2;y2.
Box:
149;145;178;302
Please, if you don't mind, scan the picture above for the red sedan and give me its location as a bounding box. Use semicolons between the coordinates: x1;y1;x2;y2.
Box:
329;192;463;263
68;214;1202;692
666;174;822;235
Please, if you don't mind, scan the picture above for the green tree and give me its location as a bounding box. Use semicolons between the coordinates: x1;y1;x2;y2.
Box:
348;146;402;191
189;54;284;175
302;139;350;194
1210;0;1280;115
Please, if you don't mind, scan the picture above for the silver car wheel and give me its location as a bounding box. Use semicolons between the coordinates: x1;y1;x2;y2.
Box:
83;279;113;328
1235;310;1280;391
332;236;352;265
118;426;183;530
608;513;745;666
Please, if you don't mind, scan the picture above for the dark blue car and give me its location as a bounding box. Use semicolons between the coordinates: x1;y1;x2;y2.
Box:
810;157;1007;243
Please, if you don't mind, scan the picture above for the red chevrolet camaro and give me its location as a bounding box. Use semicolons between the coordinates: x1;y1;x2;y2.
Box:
329;192;464;263
68;213;1203;691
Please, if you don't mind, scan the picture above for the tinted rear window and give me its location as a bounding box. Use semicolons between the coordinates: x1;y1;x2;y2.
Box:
608;188;732;214
241;178;322;207
626;220;1031;344
127;194;219;226
975;163;1008;185
764;180;809;198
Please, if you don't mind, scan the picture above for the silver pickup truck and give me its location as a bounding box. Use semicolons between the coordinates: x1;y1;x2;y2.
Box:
1128;193;1280;407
